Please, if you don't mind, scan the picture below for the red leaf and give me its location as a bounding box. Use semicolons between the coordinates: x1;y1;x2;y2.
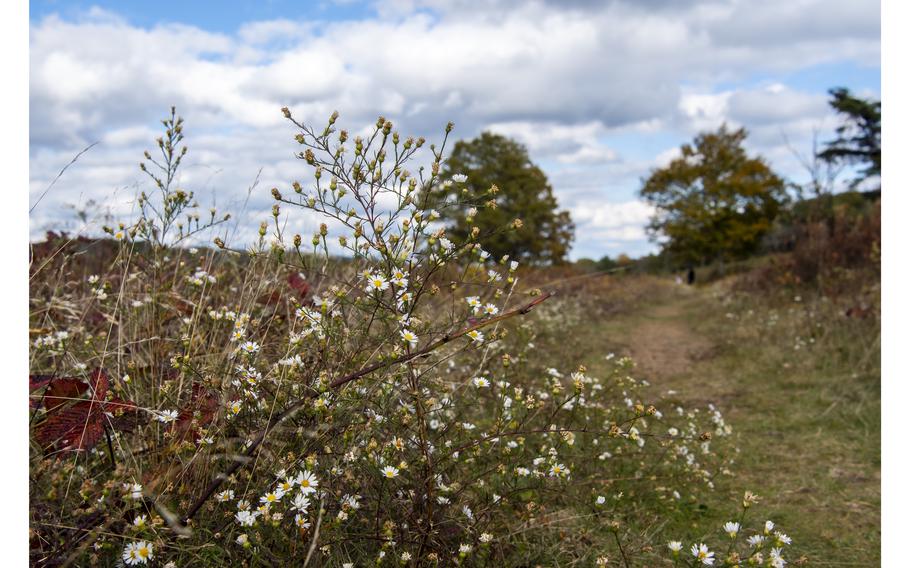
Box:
36;401;105;451
173;383;220;441
256;290;283;306
288;272;310;298
86;368;110;400
32;369;138;452
43;378;89;411
29;375;55;392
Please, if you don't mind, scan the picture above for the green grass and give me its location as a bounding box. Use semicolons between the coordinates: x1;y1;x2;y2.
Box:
525;273;880;565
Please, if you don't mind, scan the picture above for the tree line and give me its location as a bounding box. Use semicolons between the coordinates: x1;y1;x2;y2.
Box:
432;87;880;267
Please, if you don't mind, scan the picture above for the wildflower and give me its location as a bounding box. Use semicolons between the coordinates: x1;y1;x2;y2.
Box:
236;534;249;547
458;543;473;554
439;237;453;251
381;465;399;479
156;409;179;423
400;329;418;347
479;532;493;543
690;543;715;565
743;491;760;508
365;273;389;293
764;520;775;534
548;463;569;477
769;547;786;568
396;291;412;310
401;551;412;562
467;330;484;344
483;303;499;316
668;541;683;554
472;376;490;388
747;535;765;548
487;269;502;282
724;521;740;538
295;514;311;529
260;490;285;505
452;173;468;183
132;515;147;529
122;541;153;565
235;510;259;527
228;400;242;415
391;269;408;287
466;296;482;313
595;495;606;505
114;230;125;241
216;490;235;502
297;471;319;494
126;483;143;499
292;493;311;512
774;531;792;546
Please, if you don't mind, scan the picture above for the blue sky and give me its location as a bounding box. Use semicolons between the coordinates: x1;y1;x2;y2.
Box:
28;0;880;259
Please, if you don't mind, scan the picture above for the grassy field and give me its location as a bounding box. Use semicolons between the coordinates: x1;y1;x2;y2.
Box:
524;272;881;565
29;230;879;565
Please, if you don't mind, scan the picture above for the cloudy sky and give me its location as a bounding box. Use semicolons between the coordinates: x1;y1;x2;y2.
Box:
28;0;880;259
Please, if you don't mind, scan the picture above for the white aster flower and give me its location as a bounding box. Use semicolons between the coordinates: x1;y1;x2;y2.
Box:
381;465;399;479
365;273;390;293
297;471;319;494
472;376;490;388
216;490;235;502
400;329;418;347
156;409;179;423
122;541;153;565
690;543;715;565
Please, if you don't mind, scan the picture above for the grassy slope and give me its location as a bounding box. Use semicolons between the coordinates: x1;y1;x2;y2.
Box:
533;274;880;565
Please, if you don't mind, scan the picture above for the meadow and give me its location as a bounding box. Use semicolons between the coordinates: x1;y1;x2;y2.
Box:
28;111;880;566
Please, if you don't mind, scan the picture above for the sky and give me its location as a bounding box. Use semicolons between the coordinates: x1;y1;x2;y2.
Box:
28;0;881;260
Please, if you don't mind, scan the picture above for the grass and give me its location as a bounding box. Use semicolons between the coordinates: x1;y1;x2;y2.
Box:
523;271;880;565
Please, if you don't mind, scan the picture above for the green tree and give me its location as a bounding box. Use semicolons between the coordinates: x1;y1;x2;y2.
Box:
439;132;574;264
818;87;881;187
640;124;787;266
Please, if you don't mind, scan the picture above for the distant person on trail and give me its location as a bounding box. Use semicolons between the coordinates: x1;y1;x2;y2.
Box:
675;275;683;285
687;267;695;285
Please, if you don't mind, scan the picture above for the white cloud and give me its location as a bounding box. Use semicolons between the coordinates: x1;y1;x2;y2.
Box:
28;1;880;257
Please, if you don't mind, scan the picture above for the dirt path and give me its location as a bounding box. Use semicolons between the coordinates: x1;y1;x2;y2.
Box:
620;296;714;383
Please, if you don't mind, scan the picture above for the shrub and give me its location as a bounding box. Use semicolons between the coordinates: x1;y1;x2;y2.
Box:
29;109;794;566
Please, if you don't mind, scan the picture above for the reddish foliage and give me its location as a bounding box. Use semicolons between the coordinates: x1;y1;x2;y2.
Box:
256;290;283;306
32;369;138;452
36;401;107;451
43;378;90;411
173;383;220;441
288;272;310;298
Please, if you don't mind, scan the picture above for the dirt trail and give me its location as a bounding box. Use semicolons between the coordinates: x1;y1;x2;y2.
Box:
620;296;714;382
